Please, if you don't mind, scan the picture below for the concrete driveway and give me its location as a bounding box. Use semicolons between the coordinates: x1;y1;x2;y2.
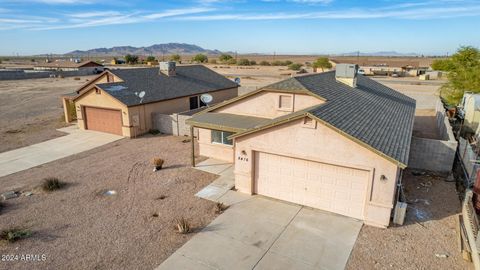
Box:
0;126;122;177
157;196;362;270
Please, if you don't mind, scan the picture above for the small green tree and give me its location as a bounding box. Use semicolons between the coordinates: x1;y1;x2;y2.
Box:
170;54;181;62
146;56;156;62
192;54;208;63
288;63;303;71
219;54;233;63
237;58;251;66
284;60;293;66
259;60;270;66
431;59;455;71
125;54;139;65
440;46;480;105
312;57;332;72
249;60;257;65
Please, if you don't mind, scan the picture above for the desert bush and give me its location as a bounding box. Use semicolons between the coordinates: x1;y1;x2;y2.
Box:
192;54;208;63
219;54;233;63
249;60;257;65
237;58;251;66
0;228;32;243
215;202;229;214
152;158;164;170
146;56;156;62
259;60;270;66
42;177;65;192
170;54;181;62
175;217;190;234
288;63;303;71
227;58;237;65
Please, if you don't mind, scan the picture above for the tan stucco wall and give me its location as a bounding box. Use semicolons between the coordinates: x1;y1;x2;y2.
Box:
198;128;234;162
128;87;238;136
233;117;400;228
214;91;323;118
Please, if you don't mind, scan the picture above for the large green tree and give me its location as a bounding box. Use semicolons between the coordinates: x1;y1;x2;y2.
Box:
192;54;208;63
125;54;138;65
312;57;332;72
439;46;480;105
219;54;233;63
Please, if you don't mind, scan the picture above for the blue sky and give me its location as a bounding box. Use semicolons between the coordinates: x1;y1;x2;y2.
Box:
1;0;479;55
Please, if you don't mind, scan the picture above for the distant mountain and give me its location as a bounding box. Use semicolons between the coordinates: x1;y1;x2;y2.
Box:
65;43;224;56
337;51;420;57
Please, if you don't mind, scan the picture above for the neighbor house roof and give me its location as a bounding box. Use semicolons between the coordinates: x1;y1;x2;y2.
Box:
198;71;416;167
94;65;238;106
36;60;103;68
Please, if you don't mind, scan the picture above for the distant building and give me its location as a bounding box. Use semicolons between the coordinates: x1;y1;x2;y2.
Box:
330;58;430;77
34;60;104;73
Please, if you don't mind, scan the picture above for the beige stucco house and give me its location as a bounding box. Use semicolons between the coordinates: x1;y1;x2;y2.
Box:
187;64;416;228
63;62;238;137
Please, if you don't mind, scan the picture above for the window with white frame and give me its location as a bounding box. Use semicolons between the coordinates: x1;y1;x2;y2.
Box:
211;130;233;145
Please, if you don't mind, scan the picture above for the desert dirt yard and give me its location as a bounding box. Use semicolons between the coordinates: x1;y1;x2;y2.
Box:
0;135;219;270
346;169;472;270
0;76;95;153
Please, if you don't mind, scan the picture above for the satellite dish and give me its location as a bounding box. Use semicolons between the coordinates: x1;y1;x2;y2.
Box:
234;77;241;84
138;91;146;98
200;94;213;105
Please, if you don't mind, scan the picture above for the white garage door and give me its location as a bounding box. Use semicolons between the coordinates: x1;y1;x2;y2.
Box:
254;152;369;219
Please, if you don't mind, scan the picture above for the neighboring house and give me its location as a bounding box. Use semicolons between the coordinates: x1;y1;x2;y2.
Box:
187;64;416;228
62;62;238;137
34;60;104;73
330;58;430;77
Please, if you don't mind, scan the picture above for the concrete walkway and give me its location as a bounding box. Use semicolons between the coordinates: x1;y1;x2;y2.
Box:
194;158;240;203
0;126;122;177
157;196;363;270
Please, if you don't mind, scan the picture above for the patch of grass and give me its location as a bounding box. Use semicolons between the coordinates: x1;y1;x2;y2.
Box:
0;228;32;243
215;202;229;214
41;177;65;192
175;217;190;234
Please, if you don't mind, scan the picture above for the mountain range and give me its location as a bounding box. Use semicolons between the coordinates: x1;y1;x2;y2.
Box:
66;43;224;56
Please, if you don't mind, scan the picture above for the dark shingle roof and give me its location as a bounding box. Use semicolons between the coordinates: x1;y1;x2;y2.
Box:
187;113;270;133
238;71;416;167
96;65;237;106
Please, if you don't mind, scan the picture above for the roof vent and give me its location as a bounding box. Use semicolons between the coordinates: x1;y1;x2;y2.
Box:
159;61;176;76
335;63;358;88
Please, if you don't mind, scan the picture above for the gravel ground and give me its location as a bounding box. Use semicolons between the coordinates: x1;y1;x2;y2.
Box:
0;135;218;270
346;169;473;270
0;76;95;153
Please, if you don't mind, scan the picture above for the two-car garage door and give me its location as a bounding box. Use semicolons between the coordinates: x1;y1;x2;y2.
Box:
84;107;123;136
254;152;369;219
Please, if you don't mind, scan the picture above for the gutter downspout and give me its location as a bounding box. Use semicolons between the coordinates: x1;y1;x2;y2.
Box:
191;126;195;167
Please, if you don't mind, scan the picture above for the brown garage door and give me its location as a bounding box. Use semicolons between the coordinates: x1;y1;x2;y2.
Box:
254;151;369;220
84;107;123;135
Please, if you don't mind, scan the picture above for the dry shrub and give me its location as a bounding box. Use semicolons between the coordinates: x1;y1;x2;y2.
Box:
42;177;65;192
0;228;32;243
175;217;190;234
215;202;229;214
152;158;164;167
